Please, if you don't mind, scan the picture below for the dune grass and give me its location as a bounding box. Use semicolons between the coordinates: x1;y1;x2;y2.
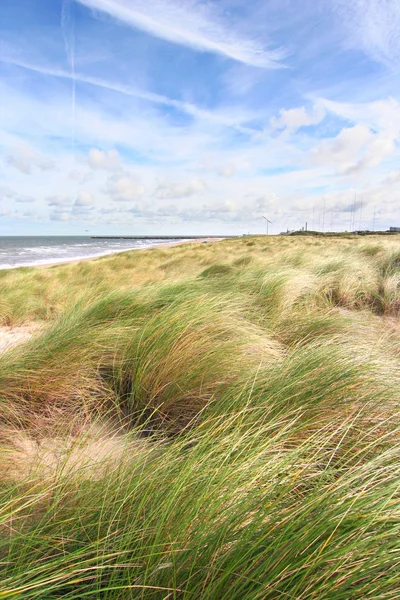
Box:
0;235;400;598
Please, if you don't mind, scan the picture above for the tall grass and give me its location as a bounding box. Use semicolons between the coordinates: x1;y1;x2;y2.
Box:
0;235;400;598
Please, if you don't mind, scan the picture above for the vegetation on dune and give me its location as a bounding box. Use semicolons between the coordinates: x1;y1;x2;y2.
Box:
0;235;400;598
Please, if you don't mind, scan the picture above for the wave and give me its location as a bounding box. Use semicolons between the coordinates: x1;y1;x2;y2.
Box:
0;239;179;270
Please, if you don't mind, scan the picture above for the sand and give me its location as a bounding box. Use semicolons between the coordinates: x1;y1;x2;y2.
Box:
0;324;41;353
3;428;147;482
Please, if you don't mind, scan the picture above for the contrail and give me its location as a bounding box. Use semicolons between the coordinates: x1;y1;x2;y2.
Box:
1;57;257;135
61;0;76;156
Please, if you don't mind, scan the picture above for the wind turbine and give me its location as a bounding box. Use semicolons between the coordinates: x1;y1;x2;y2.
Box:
262;216;272;235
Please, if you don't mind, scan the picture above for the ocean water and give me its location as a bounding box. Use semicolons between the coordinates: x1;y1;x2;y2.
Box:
0;237;181;269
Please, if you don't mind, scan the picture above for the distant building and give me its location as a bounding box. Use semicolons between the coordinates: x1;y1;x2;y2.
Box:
389;227;400;232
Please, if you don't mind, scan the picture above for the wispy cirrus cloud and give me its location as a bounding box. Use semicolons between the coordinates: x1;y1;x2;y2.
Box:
320;97;400;134
2;0;400;235
0;56;257;134
75;0;285;68
332;0;400;68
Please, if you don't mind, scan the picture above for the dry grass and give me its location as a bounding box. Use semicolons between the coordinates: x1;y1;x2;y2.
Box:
0;234;399;598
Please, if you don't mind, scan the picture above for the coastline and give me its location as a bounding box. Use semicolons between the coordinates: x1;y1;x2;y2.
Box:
0;238;224;271
35;237;224;269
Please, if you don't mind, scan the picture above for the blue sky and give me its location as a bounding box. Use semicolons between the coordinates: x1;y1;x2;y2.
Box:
0;0;400;235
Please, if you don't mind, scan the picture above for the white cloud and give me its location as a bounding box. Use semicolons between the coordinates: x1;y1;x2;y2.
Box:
199;155;252;178
332;0;400;68
116;187;280;224
153;178;206;199
359;132;396;171
74;191;94;206
88;148;120;170
69;169;92;183
5;143;54;175
312;124;396;174
254;194;277;212
106;174;144;201
321;97;400;134
151;194;273;223
50;211;70;221
99;207;119;214
222;64;265;96
1;50;399;233
383;170;400;184
76;0;285;68
270;103;326;134
218;164;236;178
15;196;35;203
0;186;35;203
71;191;95;215
47;195;73;206
47;193;94;217
0;186;16;200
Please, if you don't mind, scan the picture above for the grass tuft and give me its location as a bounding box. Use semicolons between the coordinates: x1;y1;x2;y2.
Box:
0;235;400;598
199;264;234;278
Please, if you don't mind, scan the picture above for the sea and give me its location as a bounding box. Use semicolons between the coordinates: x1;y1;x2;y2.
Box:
0;237;183;270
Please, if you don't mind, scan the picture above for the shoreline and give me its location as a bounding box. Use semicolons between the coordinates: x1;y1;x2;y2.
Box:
33;237;224;269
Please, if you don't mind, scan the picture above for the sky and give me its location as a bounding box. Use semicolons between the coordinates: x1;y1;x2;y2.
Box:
0;0;400;235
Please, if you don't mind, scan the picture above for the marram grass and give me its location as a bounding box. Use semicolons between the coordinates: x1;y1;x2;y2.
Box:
0;235;400;598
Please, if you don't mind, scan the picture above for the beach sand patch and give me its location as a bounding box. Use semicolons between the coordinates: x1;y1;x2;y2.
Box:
1;427;149;482
0;324;42;353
